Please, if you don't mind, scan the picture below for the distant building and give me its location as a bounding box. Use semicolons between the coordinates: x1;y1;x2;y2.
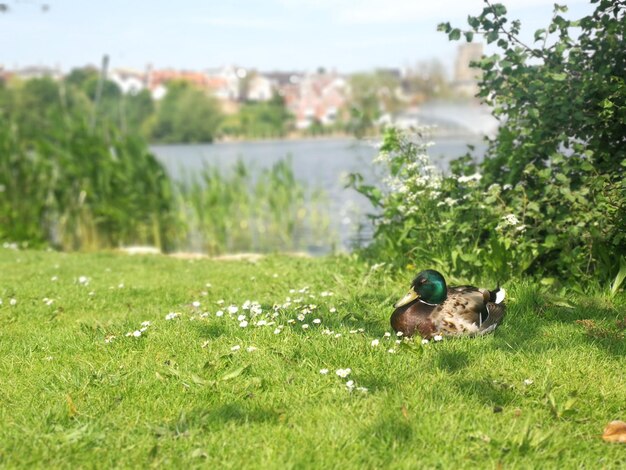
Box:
205;65;244;101
453;42;483;97
246;73;274;101
110;68;146;95
12;65;63;81
146;67;213;100
282;72;347;129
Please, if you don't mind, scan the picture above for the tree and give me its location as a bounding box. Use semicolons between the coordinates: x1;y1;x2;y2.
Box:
437;0;626;281
149;81;223;143
221;93;293;138
346;70;404;137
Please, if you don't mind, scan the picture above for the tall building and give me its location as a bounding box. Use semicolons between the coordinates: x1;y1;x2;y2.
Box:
453;43;483;97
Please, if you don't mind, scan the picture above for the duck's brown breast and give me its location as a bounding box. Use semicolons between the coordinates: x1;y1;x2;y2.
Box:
390;301;437;338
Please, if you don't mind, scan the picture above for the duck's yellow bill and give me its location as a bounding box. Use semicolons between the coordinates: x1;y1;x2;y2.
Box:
394;287;419;308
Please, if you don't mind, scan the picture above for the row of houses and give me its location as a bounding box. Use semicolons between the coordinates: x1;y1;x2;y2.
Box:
108;65;349;130
2;44;483;130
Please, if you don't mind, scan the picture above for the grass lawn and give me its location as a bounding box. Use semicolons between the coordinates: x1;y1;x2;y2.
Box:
1;248;625;468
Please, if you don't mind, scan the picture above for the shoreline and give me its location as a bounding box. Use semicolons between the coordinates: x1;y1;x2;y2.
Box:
150;129;486;148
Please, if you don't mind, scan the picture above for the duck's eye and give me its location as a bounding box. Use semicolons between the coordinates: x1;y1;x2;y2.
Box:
419;278;428;284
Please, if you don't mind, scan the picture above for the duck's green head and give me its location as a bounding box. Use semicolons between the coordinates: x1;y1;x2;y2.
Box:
394;269;447;307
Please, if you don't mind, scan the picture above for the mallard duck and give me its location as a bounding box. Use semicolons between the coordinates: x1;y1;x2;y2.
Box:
391;269;506;339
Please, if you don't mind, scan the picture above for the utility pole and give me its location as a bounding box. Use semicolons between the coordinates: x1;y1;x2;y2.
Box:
90;54;109;131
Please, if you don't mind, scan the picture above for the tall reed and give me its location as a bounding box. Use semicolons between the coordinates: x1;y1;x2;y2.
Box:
174;158;334;254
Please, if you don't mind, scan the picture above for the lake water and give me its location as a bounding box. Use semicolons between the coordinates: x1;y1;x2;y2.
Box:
151;134;487;252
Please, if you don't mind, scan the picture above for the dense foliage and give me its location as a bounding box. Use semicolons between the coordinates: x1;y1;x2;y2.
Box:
352;0;625;286
0;113;176;250
148;81;223;143
219;94;293;139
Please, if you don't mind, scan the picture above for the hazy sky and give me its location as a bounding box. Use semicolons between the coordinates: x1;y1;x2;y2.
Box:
2;0;593;73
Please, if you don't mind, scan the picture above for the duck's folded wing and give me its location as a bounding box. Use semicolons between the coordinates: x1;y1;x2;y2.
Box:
434;289;488;333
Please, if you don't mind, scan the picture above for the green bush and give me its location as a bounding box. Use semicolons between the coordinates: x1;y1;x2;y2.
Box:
351;1;626;285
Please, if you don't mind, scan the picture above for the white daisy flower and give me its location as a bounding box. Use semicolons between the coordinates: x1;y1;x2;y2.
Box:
312;318;321;324
192;301;201;308
215;310;224;317
371;339;379;347
320;368;329;374
231;345;241;351
227;305;239;314
335;368;351;378
433;335;443;342
239;320;249;328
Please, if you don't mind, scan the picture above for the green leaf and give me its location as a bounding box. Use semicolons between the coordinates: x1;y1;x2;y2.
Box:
486;31;499;43
449;28;461;41
550;72;567;81
464;31;474;42
534;28;546;42
221;365;250;382
437;22;452;33
610;257;626;298
467;15;480;29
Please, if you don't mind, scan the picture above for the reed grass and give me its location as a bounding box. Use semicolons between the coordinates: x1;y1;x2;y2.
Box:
174;159;334;255
0;116;334;255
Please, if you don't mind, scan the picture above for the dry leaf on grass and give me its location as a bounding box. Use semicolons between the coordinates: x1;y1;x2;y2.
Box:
602;420;626;443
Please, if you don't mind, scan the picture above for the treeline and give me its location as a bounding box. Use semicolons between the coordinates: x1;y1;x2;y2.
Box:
1;60;458;143
0;70;294;143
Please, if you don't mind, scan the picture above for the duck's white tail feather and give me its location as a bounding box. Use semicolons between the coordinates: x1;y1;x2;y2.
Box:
495;287;506;304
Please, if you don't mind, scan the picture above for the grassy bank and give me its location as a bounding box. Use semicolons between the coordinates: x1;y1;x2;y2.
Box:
1;248;624;468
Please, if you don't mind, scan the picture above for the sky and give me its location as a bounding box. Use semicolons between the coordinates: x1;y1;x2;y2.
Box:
1;0;594;74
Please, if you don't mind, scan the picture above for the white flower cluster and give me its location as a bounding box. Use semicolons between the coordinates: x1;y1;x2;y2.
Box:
457;172;482;184
497;213;527;233
123;320;152;339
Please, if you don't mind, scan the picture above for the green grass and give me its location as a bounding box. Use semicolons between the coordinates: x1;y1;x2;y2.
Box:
1;248;625;468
